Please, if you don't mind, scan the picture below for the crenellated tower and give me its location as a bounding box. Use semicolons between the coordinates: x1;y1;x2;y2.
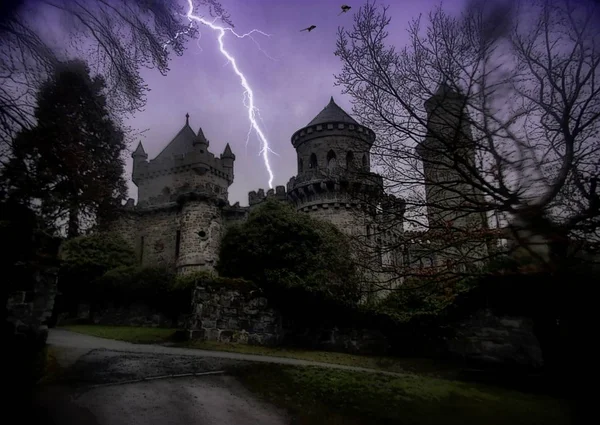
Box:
416;83;488;230
285;97;384;235
115;113;238;275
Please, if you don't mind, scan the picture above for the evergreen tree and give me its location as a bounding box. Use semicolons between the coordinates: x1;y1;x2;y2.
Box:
2;60;128;237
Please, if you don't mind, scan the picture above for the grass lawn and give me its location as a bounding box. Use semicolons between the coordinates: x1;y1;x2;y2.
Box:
61;325;452;376
232;364;574;425
60;325;178;344
185;340;456;377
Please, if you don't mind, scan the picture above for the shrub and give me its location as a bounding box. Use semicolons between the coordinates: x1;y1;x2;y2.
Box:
95;265;184;316
217;200;362;308
60;232;136;273
57;233;136;310
172;271;256;293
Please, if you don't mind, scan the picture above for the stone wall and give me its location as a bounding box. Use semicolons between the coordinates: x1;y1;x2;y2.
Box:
138;207;180;267
177;199;223;274
186;286;281;345
283;326;390;355
446;308;544;369
6;267;58;345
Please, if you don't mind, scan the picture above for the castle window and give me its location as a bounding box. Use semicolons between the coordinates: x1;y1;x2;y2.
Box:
327;150;337;169
403;247;410;266
309;153;318;169
362;154;368;169
346;151;355;168
175;230;181;257
298;158;304;173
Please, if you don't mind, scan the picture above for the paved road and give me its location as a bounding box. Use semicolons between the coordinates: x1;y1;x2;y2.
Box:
38;330;296;425
37;375;288;425
48;329;400;375
36;329;400;425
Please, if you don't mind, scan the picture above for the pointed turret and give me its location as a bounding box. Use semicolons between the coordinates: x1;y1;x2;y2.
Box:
132;141;148;185
193;127;210;151
306;96;359;127
132;141;148;159
220;143;235;181
221;143;235;159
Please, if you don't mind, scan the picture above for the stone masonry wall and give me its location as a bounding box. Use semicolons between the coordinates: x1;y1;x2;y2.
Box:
186;286;281;345
137;170;229;206
446;308;544;369
138;208;180;267
6;267;58;345
107;209;138;253
177;200;223;274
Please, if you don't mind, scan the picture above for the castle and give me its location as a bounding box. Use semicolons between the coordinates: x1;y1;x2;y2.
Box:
109;85;489;287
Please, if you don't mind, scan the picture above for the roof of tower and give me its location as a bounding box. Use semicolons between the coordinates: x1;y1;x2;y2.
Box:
194;127;210;147
222;143;235;159
427;81;466;103
306;96;359;126
153;114;199;161
132;141;147;157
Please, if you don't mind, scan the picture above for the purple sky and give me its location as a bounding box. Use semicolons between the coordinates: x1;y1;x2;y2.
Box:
124;0;466;205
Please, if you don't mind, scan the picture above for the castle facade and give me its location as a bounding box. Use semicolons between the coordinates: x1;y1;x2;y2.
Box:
109;87;489;288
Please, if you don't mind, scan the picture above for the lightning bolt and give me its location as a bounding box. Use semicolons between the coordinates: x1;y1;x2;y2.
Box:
184;0;276;189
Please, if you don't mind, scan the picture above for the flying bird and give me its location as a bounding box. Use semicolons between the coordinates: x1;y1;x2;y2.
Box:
338;5;351;15
301;25;316;32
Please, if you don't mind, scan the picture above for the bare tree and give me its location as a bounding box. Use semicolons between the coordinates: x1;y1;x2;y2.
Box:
0;0;232;158
334;0;600;289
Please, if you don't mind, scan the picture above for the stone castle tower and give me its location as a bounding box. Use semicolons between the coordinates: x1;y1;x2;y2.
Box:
111;113;236;274
416;83;488;230
413;83;490;269
249;98;407;291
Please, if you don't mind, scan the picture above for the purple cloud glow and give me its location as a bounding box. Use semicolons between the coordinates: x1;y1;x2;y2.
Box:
124;0;465;205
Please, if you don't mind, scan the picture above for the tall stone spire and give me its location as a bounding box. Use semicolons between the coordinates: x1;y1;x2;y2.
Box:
132;141;147;159
185;113;190;126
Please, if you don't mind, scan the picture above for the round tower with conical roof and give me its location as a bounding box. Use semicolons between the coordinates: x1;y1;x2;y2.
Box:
286;96;384;237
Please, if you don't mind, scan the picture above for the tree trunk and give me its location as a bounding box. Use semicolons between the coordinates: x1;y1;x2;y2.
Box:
67;207;79;239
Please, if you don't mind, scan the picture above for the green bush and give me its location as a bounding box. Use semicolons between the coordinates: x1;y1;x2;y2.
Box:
60;232;136;276
172;271;256;293
217;200;362;308
95;265;185;315
58;232;136;311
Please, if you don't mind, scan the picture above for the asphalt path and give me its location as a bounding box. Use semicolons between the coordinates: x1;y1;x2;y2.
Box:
34;329;399;424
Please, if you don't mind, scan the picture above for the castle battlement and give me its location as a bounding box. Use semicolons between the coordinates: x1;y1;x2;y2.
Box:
291;121;376;149
133;148;232;182
132;114;235;192
248;185;287;206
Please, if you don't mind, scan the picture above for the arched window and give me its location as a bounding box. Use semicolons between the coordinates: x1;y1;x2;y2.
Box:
298;158;304;173
346;151;355;168
327;150;337;169
362;154;368;169
309;153;318;169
